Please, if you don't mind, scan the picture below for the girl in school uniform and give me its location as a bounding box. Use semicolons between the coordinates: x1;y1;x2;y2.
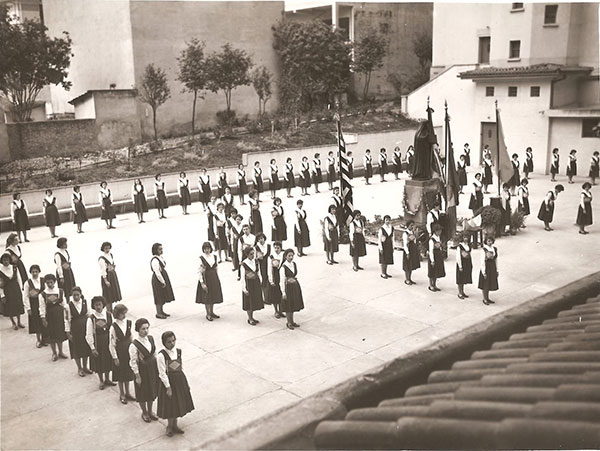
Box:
267;241;284;319
222;186;235;218
157;331;195;437
214;202;230;263
537;184;565;231
576;182;593;234
86;295;115;390
129;318;159;423
280;249;304;330
226;207;238;263
132;179;149;223
10;193;30;243
331;187;344;229
217;166;228;198
463;143;471;166
482;154;493;193
378;148;388;182
0;252;25;330
154;174;168;218
517;178;530;221
509;154;520;194
500;183;512;235
23;265;45;347
151;243;175;319
402;221;420;285
392;146;403;180
347;151;354;179
479;235;499;305
524;147;534;179
378;215;394;279
349;210;366;272
364;149;373;184
71;186;88;233
406;145;415;175
207;195;218;249
238;224;256;281
65;286;91;377
426;202;443;238
198;168;212;211
323;205;339;265
5;232;27;284
469;173;484;214
294;200;310;257
312;153;323;193
230;214;245;277
567;149;577;184
284;157;295;198
196;242;223;322
590;151;600;186
271;197;287;242
109;303;135;403
43;189;61;238
457;155;468;194
55;237;75;301
255;233;271;303
39;273;67;360
241;246;264;326
178;172;192;215
237;164;248;205
550;148;560;182
269;159;280;199
456;233;473;299
99;181;116;229
300;156;311;196
327;151;336;190
248;190;263;235
427;224;445;292
99;242;122;313
253;161;264;199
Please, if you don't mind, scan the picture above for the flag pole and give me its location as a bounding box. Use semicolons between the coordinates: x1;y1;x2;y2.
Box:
495;100;501;196
444;100;449;183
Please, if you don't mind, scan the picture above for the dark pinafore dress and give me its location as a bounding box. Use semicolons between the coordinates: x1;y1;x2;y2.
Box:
112;320;134;382
25;279;44;335
402;233;420;271
270;167;280;191
134;185;149;213
6;247;27;285
157;349;195;419
327;158;336;184
393;152;403;175
13;200;30;231
238;171;248;195
100;255;122;306
242;260;264;312
379;227;394;265
90;312;113;374
101;190;116;220
179;180;192;206
301;164;311;188
151;257;175;306
272;207;287;241
518;186;530;216
254;168;264;193
217;173;228;198
155;182;168;210
42;289;65;343
195;255;223;305
133;336;159;402
266;255;282;306
537;192;556;223
56;251;76;298
576;191;593;226
72;193;88;225
478;246;499;291
44;197;61;227
428;238;446;278
456;243;473;285
0;266;24;317
350;219;367;257
256;243;271;297
286;164;296;189
501;192;512;228
281;263;304;313
250;200;263;235
67;299;90;359
199;176;212;203
294;210;310;248
323;216;339;253
380;155;388;176
222;195;234;217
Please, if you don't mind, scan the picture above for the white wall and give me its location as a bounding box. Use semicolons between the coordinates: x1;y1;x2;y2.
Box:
74;96;96;119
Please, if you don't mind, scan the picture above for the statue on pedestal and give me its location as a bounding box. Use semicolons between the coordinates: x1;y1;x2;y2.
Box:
411;102;438;181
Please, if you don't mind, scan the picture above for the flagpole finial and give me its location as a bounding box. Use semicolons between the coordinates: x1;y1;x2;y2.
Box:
427;96;430;108
444;99;448;109
495;99;498;109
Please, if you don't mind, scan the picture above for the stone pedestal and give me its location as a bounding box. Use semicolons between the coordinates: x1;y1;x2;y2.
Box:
489;196;503;237
403;178;443;226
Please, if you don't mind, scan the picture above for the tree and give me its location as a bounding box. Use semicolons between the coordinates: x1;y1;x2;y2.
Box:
0;5;73;122
205;43;253;123
413;32;432;70
139;63;170;140
272;20;351;111
177;38;207;140
353;27;387;101
251;65;272;118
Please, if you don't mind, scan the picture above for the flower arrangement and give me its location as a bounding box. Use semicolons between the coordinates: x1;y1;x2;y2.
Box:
510;210;526;233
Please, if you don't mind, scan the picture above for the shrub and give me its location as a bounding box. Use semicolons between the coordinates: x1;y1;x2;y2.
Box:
216;109;237;127
510;210;526;231
476;206;502;228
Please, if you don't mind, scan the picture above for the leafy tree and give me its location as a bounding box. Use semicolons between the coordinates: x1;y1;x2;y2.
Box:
413;32;432;70
353;27;387;101
272;20;351;111
139;63;171;140
0;5;73;122
251;65;272;118
205;43;253;123
177;38;207;140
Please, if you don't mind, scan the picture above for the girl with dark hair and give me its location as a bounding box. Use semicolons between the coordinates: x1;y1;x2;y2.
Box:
255;233;271;304
589;151;599;185
207;194;218;249
222;186;235;217
392;146;402;180
538;184;565;231
237;224;256;281
215;202;229;263
198;168;211;211
517;178;530;220
253;161;264;199
178;172;191;215
300;156;311;196
23;264;45;347
271;197;287;242
248;190;263;235
378;148;388;182
469;173;484;213
196;242;223;321
280;249;304;330
463;143;471;166
1;252;25;330
457;155;467;194
55;237;76;301
129;318;159;423
151;243;175;319
456;233;473;299
567;149;577;184
284;157;295;198
71;186;88;233
427;224;445;292
39;273;67;360
109;303;135;403
347;151;354;179
10;193;30;242
86;296;115;390
406;145;415;175
217;166;228;198
323;205;339;265
312;153;323;193
378;215;394;279
402;221;420;285
99;181;116;229
550;148;560;182
294;200;310;257
132;179;149;223
43;189;61;238
500;182;512;235
269;159;280;199
363;149;373;184
5;233;27;284
327;151;336;190
267;241;284;319
479;235;499;305
349;210;366;272
241;246;264;326
524;147;533;179
65;287;91;377
154;174;168;218
509;153;520;195
157;331;195;437
482;153;493;193
98;242;122;313
237;164;248;205
230;214;244;276
576;182;593;234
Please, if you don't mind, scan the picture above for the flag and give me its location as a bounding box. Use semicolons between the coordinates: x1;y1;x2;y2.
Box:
411;105;439;181
495;106;514;188
336;117;354;225
444;104;460;238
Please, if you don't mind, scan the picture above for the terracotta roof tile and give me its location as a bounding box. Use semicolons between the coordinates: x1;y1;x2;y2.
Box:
459;63;593;79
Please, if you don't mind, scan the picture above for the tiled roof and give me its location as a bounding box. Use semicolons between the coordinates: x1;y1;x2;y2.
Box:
459;63;593;79
314;294;600;449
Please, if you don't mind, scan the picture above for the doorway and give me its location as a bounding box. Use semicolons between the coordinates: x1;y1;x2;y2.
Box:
480;122;496;163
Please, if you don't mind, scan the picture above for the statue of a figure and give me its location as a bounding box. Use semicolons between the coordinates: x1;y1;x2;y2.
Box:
411;106;438;181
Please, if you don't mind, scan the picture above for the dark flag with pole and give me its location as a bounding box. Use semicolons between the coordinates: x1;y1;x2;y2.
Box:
494;101;514;195
444;101;460;239
335;114;354;225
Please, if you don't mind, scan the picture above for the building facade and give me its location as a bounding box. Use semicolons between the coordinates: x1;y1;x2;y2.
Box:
404;2;599;174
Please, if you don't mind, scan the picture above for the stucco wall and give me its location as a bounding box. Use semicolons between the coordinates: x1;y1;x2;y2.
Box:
552;75;580;108
574;3;600;69
93;91;142;149
549;118;600;176
129;1;283;139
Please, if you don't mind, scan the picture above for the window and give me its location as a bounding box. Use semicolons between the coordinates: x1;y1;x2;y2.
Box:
530;86;541;97
508;86;518;97
582;118;600;138
486;87;495;97
511;3;524;10
544;5;558;24
509;40;521;59
478;36;491;64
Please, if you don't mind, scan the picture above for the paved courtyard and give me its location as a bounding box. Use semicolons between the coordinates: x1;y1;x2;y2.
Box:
1;170;599;450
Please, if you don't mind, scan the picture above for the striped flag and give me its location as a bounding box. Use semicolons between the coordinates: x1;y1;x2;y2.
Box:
335;115;354;225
